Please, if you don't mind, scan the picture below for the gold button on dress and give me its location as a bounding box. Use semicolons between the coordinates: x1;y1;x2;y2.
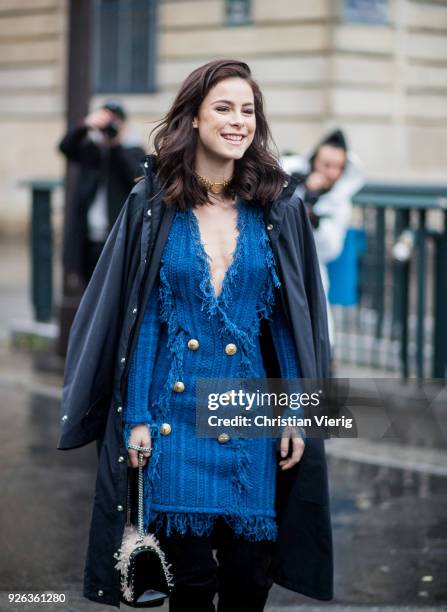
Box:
173;381;185;392
187;338;200;351
160;423;172;436
224;343;237;356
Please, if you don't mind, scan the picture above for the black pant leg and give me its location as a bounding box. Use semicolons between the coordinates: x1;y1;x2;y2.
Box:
154;524;218;612
214;520;275;612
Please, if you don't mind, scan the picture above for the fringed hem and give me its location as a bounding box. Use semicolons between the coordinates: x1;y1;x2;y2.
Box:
147;510;278;542
224;513;278;541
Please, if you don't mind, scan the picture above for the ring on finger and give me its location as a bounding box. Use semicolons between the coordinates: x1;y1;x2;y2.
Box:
128;443;152;455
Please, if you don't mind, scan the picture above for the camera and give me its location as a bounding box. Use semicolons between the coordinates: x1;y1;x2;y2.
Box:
101;121;120;139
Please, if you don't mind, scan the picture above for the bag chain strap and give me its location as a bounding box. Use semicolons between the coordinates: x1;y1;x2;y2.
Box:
127;443;151;542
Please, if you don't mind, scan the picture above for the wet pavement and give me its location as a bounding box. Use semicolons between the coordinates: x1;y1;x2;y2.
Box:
0;352;446;612
0;242;446;611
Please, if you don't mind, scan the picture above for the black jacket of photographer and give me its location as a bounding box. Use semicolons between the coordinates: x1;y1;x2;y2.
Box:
57;155;333;607
59;122;146;282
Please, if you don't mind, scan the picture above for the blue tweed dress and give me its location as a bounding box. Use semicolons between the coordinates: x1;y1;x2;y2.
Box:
123;198;301;542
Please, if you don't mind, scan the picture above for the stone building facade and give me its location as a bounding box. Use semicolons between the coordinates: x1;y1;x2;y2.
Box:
0;0;446;236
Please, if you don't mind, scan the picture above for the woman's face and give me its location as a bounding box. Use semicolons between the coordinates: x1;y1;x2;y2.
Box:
193;77;256;163
313;145;346;189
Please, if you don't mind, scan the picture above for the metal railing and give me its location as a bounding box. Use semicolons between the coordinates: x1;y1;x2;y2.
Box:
23;179;447;380
332;182;447;380
20;179;62;323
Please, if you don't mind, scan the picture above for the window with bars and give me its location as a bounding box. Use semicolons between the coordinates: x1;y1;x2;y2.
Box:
92;0;158;94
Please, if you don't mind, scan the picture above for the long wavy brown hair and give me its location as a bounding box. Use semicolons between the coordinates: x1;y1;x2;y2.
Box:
150;59;288;210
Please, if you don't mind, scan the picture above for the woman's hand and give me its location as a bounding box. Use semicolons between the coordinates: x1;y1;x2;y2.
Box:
279;426;305;470
127;424;152;468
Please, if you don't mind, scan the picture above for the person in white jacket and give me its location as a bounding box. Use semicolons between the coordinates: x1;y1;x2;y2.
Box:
281;129;365;347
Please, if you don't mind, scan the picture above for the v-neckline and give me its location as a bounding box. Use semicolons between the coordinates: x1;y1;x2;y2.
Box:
189;199;244;303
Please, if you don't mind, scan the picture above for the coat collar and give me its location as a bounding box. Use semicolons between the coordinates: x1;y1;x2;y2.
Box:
263;175;300;238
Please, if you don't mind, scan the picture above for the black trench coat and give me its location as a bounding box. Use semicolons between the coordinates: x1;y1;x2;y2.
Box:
58;155;333;607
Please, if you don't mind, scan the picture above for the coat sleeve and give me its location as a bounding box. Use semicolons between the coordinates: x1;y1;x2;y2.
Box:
295;195;331;379
58;123;101;166
275;193;331;380
58;185;144;450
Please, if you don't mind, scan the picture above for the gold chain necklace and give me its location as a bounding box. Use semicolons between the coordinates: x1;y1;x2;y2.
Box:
195;171;233;195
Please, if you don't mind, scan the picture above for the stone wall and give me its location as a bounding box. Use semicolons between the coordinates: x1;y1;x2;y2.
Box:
1;0;446;237
0;0;67;236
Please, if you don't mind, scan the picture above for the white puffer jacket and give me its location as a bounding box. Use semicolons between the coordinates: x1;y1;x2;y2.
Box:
281;150;365;346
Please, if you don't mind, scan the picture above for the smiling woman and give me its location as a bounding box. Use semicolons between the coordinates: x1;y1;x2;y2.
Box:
151;60;287;212
121;60;309;611
148;62;288;309
59;59;332;611
193;79;255;159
